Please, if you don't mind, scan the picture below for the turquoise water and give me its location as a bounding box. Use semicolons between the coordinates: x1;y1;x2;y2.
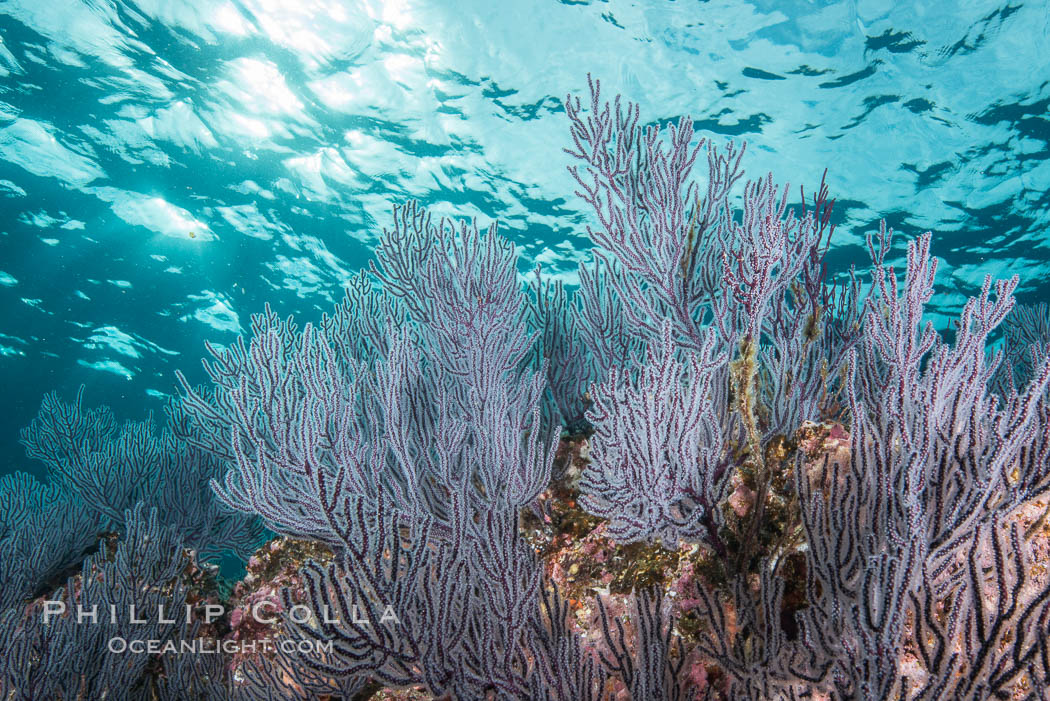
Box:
1;0;1048;474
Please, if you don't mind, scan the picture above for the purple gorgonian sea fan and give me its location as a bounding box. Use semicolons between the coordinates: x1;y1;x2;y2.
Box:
171;204;633;698
172;202;555;542
782;227;1050;699
580;321;729;549
19;386;264;560
525;265;593;435
0;471;96;611
566;76;1050;698
0;504;195;701
566;75;858;554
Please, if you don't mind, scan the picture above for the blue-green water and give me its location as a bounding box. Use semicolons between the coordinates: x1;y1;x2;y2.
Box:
1;0;1048;475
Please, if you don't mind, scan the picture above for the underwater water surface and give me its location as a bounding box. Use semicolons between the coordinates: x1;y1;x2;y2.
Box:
0;0;1048;472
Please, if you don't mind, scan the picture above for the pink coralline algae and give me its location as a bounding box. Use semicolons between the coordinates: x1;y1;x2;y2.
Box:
224;536;334;670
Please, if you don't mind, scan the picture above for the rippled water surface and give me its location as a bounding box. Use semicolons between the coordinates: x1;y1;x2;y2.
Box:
1;0;1048;471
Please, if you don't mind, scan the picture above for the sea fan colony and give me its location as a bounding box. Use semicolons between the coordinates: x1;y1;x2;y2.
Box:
1;78;1049;700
